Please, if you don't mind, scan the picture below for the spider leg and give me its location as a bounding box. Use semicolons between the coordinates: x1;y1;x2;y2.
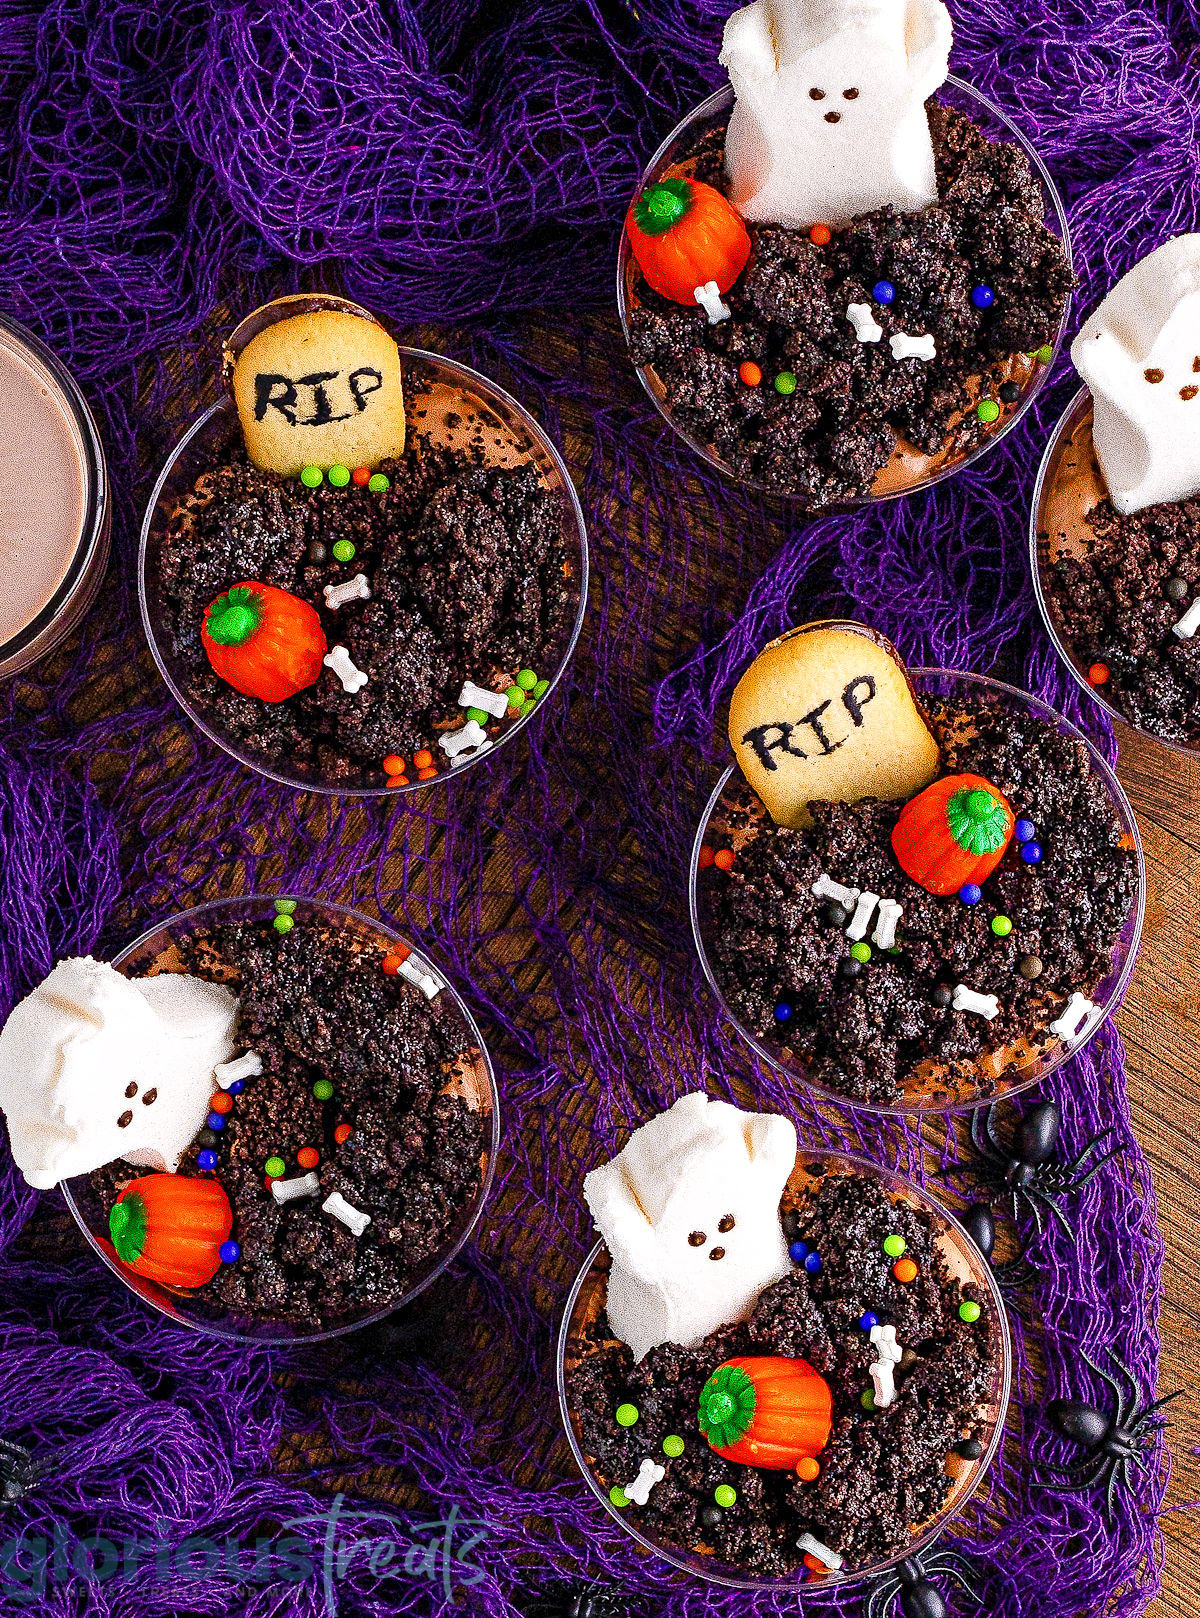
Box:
1099;1346;1141;1427
865;1575;898;1618
971;1105;1005;1166
927;1551;982;1602
1024;1185;1071;1240
1031;1457;1108;1491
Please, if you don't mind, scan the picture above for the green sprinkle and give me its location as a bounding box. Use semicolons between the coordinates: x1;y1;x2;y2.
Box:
977;399;1001;424
1035;344;1054;363
615;1403;639;1428
662;1435;685;1458
773;371;797;396
850;941;871;964
609;1485;630;1508
264;1156;286;1178
332;539;356;563
714;1485;737;1509
991;915;1013;937
883;1233;907;1259
368;472;390;493
313;1079;334;1101
300;465;323;488
466;706;490;727
532;678;550;699
504;686;525;709
273;898;297;914
959;1301;982;1324
273;914;294;935
516;668;538;691
887;944;902;955
861;1388;877;1412
327;464;351;487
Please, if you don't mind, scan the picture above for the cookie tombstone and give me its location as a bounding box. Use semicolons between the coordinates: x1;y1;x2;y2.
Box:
729;623;939;827
231;308;406;476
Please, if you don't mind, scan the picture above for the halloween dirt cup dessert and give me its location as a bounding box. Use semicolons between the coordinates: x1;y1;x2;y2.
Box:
619;0;1075;505
140;294;587;792
558;1093;1011;1591
690;623;1144;1111
1032;233;1200;749
0;897;497;1341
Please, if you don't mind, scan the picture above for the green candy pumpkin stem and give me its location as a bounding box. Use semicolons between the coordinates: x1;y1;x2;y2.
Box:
697;1363;757;1449
634;178;692;237
946;786;1008;856
205;587;263;648
109;1194;148;1264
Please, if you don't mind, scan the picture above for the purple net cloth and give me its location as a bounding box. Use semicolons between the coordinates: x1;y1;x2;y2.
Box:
0;0;1187;1612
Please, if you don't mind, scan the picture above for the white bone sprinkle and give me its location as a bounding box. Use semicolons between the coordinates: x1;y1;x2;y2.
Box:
845;891;880;942
398;956;444;1001
890;331;937;363
624;1458;666;1506
323;1191;371;1237
846;302;883;343
322;573;370;610
693;280;731;324
952;984;1001;1021
870;1323;903;1409
1172;598;1200;640
439;719;491;763
323;644;368;694
811;874;860;910
272;1172;320;1205
1050;991;1099;1042
796;1532;843;1571
214;1049;262;1090
872;899;904;951
457;680;509;719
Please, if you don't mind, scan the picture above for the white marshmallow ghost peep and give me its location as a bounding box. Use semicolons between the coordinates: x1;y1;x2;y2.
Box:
720;0;953;230
1071;234;1200;516
583;1093;796;1362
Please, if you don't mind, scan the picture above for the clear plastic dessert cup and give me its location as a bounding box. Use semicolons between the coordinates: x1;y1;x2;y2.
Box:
618;78;1072;506
690;668;1145;1115
0;315;111;678
60;895;499;1344
557;1148;1012;1593
1029;385;1200;754
139;294;588;795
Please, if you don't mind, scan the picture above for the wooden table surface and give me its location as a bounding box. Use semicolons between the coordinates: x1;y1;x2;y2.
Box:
1112;728;1200;1614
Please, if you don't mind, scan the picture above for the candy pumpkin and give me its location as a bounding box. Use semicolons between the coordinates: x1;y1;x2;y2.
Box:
891;773;1015;896
697;1356;832;1470
108;1173;233;1289
201;582;327;702
626;177;751;306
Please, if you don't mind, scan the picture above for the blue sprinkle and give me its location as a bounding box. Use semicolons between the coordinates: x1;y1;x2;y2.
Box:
197;1149;218;1171
804;1251;822;1275
859;1311;878;1332
206;1111;226;1132
789;1240;810;1264
872;280;896;304
1020;842;1044;865
774;1002;793;1023
227;1079;245;1095
1014;818;1036;844
219;1240;241;1264
971;284;995;309
959;883;982;906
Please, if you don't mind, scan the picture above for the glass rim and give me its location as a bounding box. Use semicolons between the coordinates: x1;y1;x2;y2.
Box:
137;345;590;797
616;74;1074;507
59;893;501;1345
689;666;1146;1117
555;1145;1014;1592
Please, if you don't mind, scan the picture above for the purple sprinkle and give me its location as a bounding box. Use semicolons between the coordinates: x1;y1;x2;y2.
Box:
206;1111;226;1131
789;1240;809;1264
859;1311;878;1331
1015;819;1036;844
1021;842;1044;865
227;1079;245;1095
959;883;982;905
219;1241;241;1264
197;1150;218;1171
804;1251;822;1275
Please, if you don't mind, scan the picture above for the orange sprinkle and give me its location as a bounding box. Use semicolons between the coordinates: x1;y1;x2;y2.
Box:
698;845;715;869
713;848;735;872
382;753;406;776
334;1123;353;1145
739;360;762;387
893;1257;919;1284
1087;662;1110;686
297;1146;319;1170
803;1554;827;1574
809;223;832;246
382;949;411;975
795;1458;821;1482
418;766;438;780
387;774;410;788
351;467;370;486
210;1091;234;1115
264;1175;277;1191
412;749;433;769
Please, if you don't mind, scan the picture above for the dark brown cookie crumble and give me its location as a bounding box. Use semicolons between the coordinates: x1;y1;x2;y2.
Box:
566;1170;995;1579
698;699;1138;1106
628;103;1074;504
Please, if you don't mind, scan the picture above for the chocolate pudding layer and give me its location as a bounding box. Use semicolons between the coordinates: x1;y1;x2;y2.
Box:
698;697;1138;1107
628;103;1073;504
567;1169;996;1579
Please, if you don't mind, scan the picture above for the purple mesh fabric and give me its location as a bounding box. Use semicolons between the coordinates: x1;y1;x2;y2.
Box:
0;0;1183;1613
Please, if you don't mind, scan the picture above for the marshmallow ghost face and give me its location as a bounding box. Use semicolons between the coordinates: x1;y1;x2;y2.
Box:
1071;234;1200;516
720;0;953;230
583;1093;797;1362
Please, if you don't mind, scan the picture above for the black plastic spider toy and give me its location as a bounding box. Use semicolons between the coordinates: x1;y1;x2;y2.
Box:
959;1202;1034;1293
1036;1345;1182;1519
958;1099;1122;1246
0;1438;43;1507
864;1543;982;1618
516;1578;642;1618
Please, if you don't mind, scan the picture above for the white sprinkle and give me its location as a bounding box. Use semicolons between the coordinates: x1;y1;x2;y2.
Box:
952;984;1001;1021
796;1532;843;1571
1050;990;1099;1042
624;1458;666;1506
458;680;510;719
322;573;371;610
870;1323;903;1408
323;644;368;694
845;891;880;943
693;280;731;324
214;1050;262;1090
872;898;904;951
272;1172;320;1204
890;331;937;362
323;1191;371;1237
811;873;860;910
1172;598;1200;640
440;719;491;763
846;302;883;343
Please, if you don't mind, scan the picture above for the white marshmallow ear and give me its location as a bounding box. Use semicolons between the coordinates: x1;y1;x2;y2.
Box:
742;1110;799;1183
582;1163;662;1285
